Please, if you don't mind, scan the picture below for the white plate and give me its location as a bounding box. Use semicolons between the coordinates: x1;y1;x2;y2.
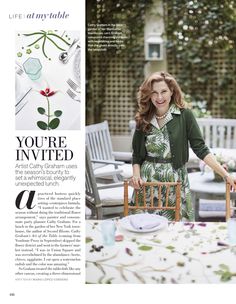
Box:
119;214;168;233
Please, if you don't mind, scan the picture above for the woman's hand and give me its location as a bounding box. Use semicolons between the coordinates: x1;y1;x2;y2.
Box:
131;164;143;189
203;154;236;191
129;176;144;189
225;174;236;191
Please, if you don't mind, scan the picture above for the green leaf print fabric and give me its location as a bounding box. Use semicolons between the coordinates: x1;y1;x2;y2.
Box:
131;107;194;221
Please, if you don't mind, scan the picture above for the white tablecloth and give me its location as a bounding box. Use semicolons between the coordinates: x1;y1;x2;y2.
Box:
15;30;81;130
86;220;236;284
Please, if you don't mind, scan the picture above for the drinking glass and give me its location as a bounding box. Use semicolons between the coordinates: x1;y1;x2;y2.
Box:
227;217;236;245
23;57;42;80
101;220;116;246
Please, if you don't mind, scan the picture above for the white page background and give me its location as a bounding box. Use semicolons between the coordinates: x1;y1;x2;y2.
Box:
0;1;232;304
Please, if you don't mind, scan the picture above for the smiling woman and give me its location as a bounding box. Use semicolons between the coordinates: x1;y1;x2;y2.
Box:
129;71;236;221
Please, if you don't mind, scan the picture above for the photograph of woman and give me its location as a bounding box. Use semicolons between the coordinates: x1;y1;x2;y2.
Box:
130;71;236;221
86;0;236;286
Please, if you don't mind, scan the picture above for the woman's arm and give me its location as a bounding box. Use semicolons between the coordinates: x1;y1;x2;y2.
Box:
203;153;236;190
185;109;210;160
185;109;236;191
130;127;146;189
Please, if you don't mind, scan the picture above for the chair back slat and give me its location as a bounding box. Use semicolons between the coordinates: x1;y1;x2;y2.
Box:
205;124;211;147
175;183;181;221
124;180;129;216
158;185;162;208
212;125;217;148
233;127;236;148
219;126;225;147
165;185;170;207
226;126;231;149
143;186;146;207
226;182;232;220
135;189;139;207
150;186;154;208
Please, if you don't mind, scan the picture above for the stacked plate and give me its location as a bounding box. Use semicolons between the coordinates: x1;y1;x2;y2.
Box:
119;213;168;233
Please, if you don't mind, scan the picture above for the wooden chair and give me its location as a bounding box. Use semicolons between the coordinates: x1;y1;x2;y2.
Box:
226;182;236;220
124;180;182;221
86;121;132;182
86;146;132;219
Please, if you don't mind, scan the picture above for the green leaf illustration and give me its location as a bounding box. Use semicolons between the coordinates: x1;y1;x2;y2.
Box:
218;226;227;230
214;264;236;282
166;245;175;250
221;272;232;282
37;107;46;115
86;237;93;243
54;110;62;117
49;118;60;129
177;261;185;267
138;245;153;251
23;30;70;59
219;264;230;271
37;121;48;130
153;239;162;243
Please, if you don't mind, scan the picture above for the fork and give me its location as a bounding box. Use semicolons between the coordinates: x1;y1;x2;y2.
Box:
15;61;24;75
15;65;24;75
66;88;80;102
16;67;24;75
67;78;80;93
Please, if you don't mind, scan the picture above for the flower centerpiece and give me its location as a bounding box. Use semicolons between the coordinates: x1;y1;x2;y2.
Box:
200;152;236;182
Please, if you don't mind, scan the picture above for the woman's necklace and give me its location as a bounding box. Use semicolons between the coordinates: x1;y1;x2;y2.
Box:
155;110;169;120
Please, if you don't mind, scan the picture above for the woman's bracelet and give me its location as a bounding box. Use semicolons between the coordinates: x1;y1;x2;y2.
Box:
132;176;140;181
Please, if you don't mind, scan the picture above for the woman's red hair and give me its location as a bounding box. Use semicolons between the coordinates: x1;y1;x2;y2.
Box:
135;71;186;131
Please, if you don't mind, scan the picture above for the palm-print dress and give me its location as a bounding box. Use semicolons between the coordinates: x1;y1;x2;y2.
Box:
132;105;194;221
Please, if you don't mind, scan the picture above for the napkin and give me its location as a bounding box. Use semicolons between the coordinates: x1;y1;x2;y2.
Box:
129;214;161;231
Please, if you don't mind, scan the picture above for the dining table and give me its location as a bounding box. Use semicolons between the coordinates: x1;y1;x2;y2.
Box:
86;219;236;284
188;171;236;220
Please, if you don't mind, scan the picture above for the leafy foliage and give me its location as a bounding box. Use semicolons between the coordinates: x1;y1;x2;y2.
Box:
86;0;154;123
49;118;60;129
37;121;48;130
54;110;62;117
37;107;46;115
214;264;236;282
163;0;236;117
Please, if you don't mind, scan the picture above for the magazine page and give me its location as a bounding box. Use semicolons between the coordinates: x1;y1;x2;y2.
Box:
1;0;235;303
1;0;85;302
